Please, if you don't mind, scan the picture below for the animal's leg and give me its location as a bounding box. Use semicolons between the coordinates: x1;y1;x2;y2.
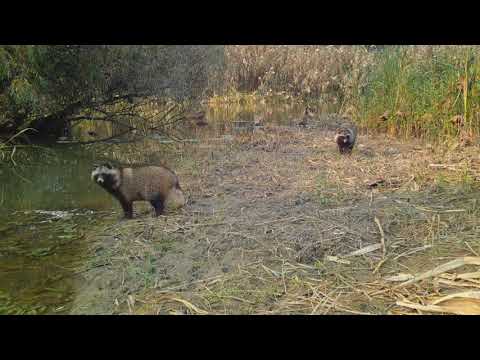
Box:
119;200;133;219
150;196;165;217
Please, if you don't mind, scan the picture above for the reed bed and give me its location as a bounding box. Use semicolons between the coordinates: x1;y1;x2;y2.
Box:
210;46;480;143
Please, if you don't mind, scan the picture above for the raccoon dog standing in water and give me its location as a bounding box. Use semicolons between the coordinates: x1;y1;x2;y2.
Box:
91;163;186;219
335;124;357;155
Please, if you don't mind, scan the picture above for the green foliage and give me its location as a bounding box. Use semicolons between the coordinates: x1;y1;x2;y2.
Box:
3;45;480;144
0;45;223;136
357;46;480;140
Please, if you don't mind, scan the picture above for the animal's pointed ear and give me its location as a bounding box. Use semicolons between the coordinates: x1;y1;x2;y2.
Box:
105;162;113;169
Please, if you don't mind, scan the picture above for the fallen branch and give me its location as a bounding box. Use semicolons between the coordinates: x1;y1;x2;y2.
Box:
397;296;480;315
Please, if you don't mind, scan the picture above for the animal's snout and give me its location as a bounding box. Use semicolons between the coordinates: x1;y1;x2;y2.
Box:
96;176;104;184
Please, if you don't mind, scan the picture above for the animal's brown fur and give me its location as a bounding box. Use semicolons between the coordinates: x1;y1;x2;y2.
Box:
91;164;185;219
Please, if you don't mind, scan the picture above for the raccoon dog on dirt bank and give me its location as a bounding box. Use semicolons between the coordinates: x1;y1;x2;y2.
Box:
91;163;186;219
335;124;357;155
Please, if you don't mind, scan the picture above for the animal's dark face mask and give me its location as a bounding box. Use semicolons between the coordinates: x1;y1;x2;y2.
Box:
91;163;118;189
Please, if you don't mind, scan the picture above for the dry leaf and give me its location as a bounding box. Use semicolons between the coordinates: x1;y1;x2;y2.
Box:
431;291;480;305
397;296;480;315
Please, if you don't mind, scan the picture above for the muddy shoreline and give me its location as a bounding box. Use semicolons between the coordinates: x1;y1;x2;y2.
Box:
68;123;480;314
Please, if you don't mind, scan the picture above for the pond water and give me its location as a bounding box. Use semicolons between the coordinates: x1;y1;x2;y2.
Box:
0;146;116;314
0;102;335;314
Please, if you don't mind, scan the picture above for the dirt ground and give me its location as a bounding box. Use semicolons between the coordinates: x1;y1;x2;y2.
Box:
70;123;480;315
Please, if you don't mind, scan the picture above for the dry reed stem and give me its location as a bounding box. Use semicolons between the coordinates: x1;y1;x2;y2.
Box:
395;257;480;289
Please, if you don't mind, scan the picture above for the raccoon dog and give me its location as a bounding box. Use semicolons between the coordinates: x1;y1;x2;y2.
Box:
335;124;357;154
91;163;186;219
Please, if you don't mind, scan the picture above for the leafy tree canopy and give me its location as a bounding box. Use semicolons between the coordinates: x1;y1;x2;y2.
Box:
0;45;223;137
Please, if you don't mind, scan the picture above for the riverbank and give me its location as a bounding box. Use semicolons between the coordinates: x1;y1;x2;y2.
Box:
70;120;480;314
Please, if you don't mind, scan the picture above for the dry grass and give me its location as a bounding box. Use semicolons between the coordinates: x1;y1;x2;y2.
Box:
73;120;480;315
210;45;374;108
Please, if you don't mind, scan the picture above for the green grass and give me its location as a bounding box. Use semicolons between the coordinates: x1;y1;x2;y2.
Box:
357;46;480;141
